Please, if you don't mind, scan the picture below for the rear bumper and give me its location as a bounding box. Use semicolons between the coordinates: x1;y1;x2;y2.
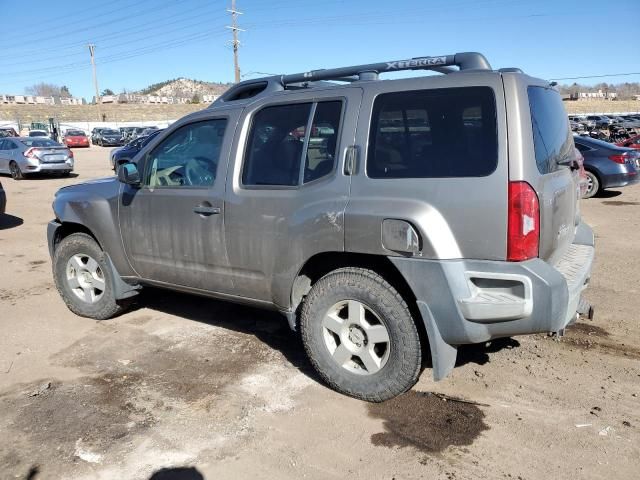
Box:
390;221;595;381
601;170;639;189
26;162;74;173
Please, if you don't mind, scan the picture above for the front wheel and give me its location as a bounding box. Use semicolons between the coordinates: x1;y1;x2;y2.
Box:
300;267;422;402
582;171;600;199
53;233;127;319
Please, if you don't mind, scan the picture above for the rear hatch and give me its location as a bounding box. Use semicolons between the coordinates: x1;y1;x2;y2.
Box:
503;75;579;265
526;85;578;264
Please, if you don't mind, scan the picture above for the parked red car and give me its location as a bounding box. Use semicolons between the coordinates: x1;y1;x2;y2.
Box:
616;134;640;150
63;130;90;148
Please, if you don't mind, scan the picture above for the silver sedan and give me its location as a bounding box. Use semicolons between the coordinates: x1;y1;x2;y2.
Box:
0;137;74;180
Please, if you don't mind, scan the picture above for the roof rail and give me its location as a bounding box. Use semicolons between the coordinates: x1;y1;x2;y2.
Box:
213;52;491;105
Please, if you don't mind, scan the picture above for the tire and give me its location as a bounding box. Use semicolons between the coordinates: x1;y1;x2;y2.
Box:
583;170;600;199
53;233;126;320
300;267;422;402
9;161;23;180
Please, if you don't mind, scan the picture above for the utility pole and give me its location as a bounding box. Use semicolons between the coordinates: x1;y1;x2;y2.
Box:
226;0;244;83
88;44;101;120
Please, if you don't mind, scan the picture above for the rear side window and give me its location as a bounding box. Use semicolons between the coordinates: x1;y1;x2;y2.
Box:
242;100;344;187
243;103;312;186
528;86;574;174
367;87;497;178
304;101;342;183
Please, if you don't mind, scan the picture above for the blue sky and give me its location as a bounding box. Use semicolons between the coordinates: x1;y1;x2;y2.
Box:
1;0;638;99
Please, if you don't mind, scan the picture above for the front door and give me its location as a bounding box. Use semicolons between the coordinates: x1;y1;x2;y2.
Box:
119;113;237;292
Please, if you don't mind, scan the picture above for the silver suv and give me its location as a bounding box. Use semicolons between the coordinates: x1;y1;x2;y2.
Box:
47;53;595;401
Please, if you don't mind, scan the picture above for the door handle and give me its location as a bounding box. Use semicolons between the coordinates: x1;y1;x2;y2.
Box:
193;205;221;216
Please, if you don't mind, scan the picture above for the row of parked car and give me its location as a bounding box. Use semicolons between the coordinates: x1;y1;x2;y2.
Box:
89;126;160;147
569;114;640;131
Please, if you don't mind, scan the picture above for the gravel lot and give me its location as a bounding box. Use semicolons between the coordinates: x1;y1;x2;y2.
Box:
1;147;639;480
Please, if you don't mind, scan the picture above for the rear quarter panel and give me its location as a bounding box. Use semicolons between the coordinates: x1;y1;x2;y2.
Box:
347;72;509;261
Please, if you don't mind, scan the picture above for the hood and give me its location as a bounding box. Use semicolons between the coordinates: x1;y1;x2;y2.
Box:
57;176;117;194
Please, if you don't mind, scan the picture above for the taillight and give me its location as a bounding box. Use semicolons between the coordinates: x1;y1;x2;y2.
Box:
23;147;39;159
507;181;539;262
608;154;628;164
68;150;74;158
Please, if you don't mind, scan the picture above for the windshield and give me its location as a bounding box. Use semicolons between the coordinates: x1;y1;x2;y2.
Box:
102;129;120;135
20;138;60;147
66;130;85;136
29;131;48;137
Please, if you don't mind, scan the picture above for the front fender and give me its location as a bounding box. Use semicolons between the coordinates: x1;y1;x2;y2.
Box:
51;178;135;276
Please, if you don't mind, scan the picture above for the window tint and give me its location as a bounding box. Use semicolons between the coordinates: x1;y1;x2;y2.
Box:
367;87;497;178
145;119;227;188
242;103;311;186
528;86;574;174
304;101;342;183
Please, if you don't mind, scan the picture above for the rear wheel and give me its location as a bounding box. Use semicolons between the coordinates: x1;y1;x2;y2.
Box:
300;267;422;402
583;171;600;199
9;161;23;180
53;233;126;320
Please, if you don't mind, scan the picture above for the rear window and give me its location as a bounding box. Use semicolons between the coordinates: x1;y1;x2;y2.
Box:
366;86;498;178
21;138;59;147
66;130;85;136
528;87;573;174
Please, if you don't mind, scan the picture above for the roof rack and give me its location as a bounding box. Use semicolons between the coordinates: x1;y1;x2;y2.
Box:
213;52;491;105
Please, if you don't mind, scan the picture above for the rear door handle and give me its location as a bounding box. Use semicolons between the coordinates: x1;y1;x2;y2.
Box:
193;205;221;216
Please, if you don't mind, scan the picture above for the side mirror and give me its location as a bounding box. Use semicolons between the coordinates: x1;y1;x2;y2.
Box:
117;162;141;186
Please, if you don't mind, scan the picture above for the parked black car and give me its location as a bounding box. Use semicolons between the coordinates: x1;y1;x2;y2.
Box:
0;180;6;214
90;127;105;145
109;129;163;170
586;115;615;129
573;135;639;198
97;129;124;147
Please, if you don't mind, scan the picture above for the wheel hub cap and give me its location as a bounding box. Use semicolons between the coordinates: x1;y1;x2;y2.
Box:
321;300;391;375
66;254;105;304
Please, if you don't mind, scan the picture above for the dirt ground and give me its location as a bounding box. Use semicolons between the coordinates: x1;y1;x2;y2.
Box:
0;147;639;480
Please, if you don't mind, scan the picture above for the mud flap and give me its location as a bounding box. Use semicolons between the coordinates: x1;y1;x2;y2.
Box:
104;253;140;300
417;300;458;381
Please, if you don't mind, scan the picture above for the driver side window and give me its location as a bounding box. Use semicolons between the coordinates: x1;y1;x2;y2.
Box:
144;119;227;188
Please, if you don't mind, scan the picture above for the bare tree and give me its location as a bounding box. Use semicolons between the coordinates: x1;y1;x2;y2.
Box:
25;82;63;97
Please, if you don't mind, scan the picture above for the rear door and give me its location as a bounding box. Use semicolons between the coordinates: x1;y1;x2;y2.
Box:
504;77;577;264
223;87;362;307
0;140;9;172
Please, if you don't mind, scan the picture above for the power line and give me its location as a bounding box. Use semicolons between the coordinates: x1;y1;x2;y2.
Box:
550;73;640;81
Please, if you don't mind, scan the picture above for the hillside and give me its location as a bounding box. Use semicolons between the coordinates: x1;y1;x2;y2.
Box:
138;78;232;98
0;103;204;123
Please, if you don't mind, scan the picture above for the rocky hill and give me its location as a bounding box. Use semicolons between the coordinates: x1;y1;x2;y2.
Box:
138;78;231;99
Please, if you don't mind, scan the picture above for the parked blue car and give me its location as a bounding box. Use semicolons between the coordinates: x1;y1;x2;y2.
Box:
573;135;639;198
109;129;163;171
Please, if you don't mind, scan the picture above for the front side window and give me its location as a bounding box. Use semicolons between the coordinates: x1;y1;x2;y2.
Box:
145;119;227;188
367;87;498;178
528;86;574;174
